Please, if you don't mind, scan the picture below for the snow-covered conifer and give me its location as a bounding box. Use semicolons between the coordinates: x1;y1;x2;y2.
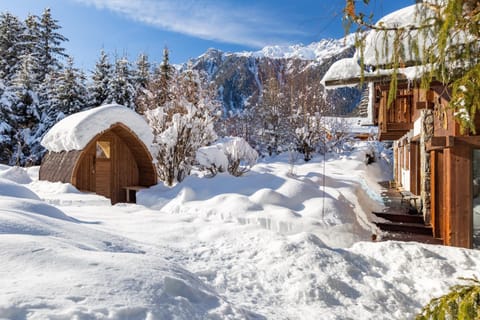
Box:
107;56;136;110
37;8;68;83
137;47;175;114
89;49;112;108
10;53;41;165
0;80;15;163
134;53;150;91
50;57;87;116
0;13;25;83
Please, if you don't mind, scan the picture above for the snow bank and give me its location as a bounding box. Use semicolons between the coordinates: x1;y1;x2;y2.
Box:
0;192;251;319
140;142;385;247
41;104;153;153
0;178;40;200
0;166;32;184
2;141;480;319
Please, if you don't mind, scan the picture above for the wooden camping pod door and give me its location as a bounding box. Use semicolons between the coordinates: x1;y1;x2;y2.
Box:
72;124;151;204
95;140;112;199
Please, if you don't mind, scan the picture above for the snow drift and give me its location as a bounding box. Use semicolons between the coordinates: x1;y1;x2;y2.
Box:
0;142;479;319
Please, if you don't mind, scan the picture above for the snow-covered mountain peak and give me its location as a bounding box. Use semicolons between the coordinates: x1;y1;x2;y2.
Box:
237;34;355;62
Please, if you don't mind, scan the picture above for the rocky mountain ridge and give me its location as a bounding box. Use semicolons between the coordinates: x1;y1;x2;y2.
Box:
187;36;361;115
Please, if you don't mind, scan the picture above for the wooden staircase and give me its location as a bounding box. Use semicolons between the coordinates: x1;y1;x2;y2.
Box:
372;181;443;244
372;211;443;244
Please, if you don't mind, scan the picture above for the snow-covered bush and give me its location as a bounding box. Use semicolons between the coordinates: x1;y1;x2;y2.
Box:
320;118;355;154
142;54;220;186
292;113;323;161
196;137;258;177
196;145;228;176
146;101;217;186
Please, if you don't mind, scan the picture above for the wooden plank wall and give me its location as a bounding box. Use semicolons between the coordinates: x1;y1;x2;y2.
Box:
431;150;445;239
445;145;472;247
74;145;95;192
109;131;140;204
39;150;82;183
410;142;420;195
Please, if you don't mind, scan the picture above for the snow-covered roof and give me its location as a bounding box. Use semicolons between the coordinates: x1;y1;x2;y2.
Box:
320;57;362;88
321;57;430;87
359;4;435;67
41;104;153;153
322;3;435;87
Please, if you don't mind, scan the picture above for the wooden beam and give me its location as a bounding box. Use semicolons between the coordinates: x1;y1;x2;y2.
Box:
416;101;434;110
386;122;414;131
324;74;408;87
454;135;480;147
430;136;447;147
379;131;410;141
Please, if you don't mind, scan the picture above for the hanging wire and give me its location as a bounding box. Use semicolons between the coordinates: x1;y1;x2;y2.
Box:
320;106;327;220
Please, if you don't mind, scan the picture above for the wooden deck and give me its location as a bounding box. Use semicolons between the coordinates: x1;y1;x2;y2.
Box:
372;181;443;245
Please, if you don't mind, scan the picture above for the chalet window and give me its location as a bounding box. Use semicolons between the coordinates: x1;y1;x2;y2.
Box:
473;149;480;249
96;141;111;159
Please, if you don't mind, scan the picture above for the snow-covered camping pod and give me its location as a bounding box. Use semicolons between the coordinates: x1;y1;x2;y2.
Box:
39;104;157;204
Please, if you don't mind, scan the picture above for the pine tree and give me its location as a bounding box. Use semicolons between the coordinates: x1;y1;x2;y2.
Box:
107;56;136;109
0;80;15;163
137;47;175;114
134;53;150;91
0;13;25;83
37;8;68;83
21;14;41;82
155;46;175;107
89;49;112;108
51;57;87;116
133;53;151;113
10;53;41;165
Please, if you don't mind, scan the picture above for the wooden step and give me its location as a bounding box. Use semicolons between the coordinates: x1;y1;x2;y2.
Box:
374;221;433;235
381;233;443;245
372;211;424;224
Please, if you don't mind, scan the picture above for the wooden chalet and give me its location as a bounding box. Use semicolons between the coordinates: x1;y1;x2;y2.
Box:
39;104;157;204
325;73;480;248
321;2;480;249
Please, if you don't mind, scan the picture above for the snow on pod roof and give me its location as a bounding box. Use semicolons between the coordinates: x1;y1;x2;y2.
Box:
41;104;153;153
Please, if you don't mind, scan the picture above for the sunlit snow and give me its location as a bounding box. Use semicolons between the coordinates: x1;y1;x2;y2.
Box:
0;142;479;319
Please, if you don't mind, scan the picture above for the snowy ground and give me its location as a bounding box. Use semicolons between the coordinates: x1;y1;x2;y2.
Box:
1;142;479;320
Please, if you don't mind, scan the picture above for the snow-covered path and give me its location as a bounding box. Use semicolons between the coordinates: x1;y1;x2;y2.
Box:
1;143;480;319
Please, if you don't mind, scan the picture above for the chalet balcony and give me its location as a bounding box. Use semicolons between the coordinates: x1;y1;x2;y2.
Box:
378;122;413;141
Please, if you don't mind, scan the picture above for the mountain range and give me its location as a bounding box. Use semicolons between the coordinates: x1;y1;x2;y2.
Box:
187;35;362;115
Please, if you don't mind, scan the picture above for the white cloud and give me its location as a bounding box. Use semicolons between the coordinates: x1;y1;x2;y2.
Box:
71;0;308;47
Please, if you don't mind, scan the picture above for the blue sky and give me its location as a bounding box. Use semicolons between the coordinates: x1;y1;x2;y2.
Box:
0;0;413;70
